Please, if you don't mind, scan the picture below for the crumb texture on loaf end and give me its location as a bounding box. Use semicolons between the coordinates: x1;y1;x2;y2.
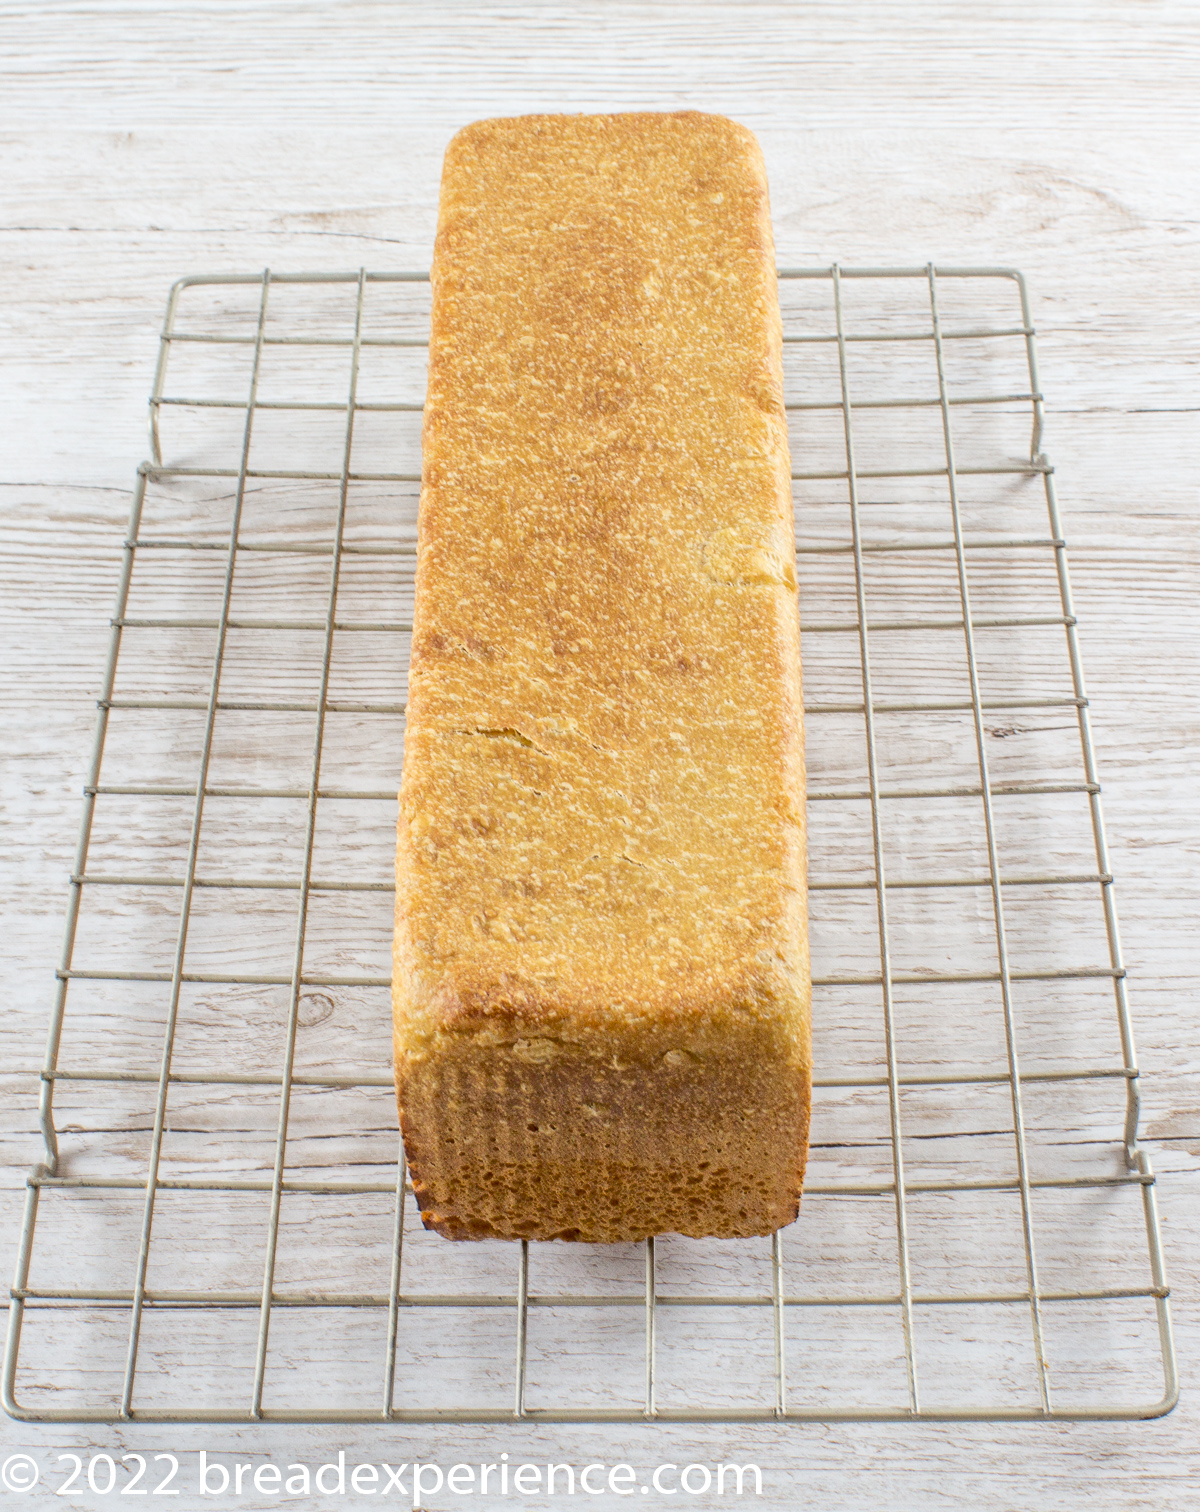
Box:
394;111;809;1242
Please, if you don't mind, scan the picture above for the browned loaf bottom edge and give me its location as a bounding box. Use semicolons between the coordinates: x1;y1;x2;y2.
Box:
398;1031;810;1243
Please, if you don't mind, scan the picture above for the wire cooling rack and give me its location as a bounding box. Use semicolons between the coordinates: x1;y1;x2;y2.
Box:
5;266;1176;1424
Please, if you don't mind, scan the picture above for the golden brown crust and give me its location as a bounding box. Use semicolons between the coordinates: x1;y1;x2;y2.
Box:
394;111;809;1242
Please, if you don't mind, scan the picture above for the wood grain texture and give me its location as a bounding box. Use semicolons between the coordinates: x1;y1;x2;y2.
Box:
2;1;1198;1507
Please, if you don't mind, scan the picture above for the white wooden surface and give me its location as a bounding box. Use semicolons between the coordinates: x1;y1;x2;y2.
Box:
3;1;1199;1507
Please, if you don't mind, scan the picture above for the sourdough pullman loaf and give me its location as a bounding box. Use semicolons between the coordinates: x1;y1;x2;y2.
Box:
394;111;810;1242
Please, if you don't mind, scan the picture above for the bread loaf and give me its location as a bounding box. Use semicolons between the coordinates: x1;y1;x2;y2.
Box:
393;111;810;1242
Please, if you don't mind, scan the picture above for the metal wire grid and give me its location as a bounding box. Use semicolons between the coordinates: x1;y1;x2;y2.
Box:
4;264;1177;1424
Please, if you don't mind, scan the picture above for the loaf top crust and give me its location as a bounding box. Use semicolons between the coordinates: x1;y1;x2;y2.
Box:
396;112;808;1068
